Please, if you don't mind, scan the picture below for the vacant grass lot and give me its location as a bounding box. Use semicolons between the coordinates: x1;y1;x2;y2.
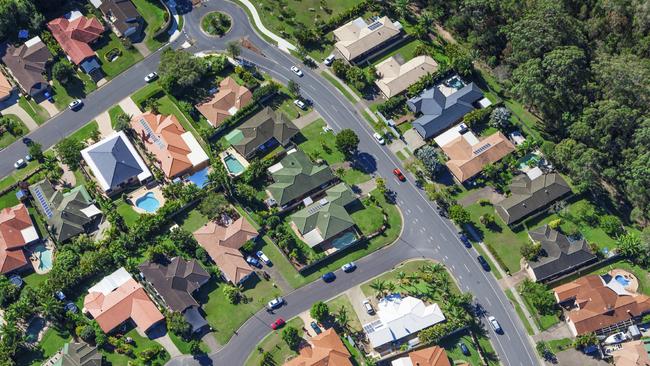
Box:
95;33;144;78
18;96;49;124
131;0;168;51
0;114;28;149
244;317;304;366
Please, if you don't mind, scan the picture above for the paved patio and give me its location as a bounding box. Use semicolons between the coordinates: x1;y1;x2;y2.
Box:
403;129;425;150
293;110;322;129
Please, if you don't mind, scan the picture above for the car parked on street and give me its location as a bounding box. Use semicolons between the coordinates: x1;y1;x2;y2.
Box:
271;318;285;330
267;297;284;310
14;159;26;169
324;54;335;66
373;132;385;145
310;321;322;334
363;299;375;315
477;256;490;271
144;72;158;82
459;233;471;248
256;250;271;265
291;66;303;77
393;168;406;181
322;272;336;283
488;316;502;333
68;99;83;111
341;262;356;272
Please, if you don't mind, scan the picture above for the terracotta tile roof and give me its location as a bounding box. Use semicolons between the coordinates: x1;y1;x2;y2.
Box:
391;346;452;366
553;274;650;335
0;204;37;274
442;131;515;182
84;277;164;333
285;328;352;366
47;15;104;65
210;245;253;284
196;77;252;128
0;72;13;100
611;339;650;366
375;56;439;98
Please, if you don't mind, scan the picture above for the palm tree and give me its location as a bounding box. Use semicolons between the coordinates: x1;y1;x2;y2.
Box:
335;306;350;333
386;281;396;295
369;280;386;299
394;0;411;20
396;271;407;290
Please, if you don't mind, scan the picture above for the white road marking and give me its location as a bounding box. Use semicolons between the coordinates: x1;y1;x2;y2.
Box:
464;264;470;272
416;205;424;213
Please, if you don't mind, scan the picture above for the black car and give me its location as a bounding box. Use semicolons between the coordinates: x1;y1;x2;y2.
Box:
22;137;33;145
322;272;336;283
310;321;322;334
459;342;470;356
459;234;471;248
477;256;490;271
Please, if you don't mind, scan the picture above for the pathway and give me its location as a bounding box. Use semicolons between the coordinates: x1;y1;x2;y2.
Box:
95;111;113;137
155;333;182;358
1;101;39;131
345;287;375;325
119;97;143;116
201;332;222;353
235;0;296;52
58;163;76;187
292;110;321;129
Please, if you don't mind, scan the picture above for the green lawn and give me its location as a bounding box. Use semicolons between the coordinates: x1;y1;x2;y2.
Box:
16;327;71;366
555;259;650;297
439;331;495;366
18;96;49;125
368;39;424;66
0;159;40;196
320;71;357;103
244;317;304;366
95;33;144;78
519;286;560;331
51;72;97;110
547;338;573;353
108;105;126;128
168;332;209;355
68;120;99;143
504;289;534;335
131;0;168;51
116;199;140;227
350;199;384;236
325;294;362;332
102;328;169;366
176;206;209;232
0;114;28;148
195;275;283;344
360;259;459;297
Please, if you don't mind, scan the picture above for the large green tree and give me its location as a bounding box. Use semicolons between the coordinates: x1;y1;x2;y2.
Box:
0;0;43;42
158;49;209;97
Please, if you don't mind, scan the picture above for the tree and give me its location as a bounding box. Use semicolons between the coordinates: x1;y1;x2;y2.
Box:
574;333;598;349
226;41;241;59
0;276;19;308
167;311;191;339
222;284;239;304
599;215;624;237
519;279;556;315
54;137;86;170
235;183;259;206
616;233;648;266
287;79;300;98
310;301;329;323
335;306;350;332
448;205;471;226
0;0;44;43
415;145;440;177
376;178;388;197
198;193;231;221
536;341;554;360
79;324;96;343
462;108;491;128
28;142;43;161
480;212;497;227
335;129;359;157
489;107;511;130
520;240;542;261
113;112;132;132
281;326;301;350
51;60;75;84
370;280;387;299
158;49;209;97
189;339;202;355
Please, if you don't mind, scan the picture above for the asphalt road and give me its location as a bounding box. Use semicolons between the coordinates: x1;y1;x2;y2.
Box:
0;1;539;365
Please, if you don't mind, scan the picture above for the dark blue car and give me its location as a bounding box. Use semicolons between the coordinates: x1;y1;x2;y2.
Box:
459;234;471;248
322;272;336;283
477;256;490;271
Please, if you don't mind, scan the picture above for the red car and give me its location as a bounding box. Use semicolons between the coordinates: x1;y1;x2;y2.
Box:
271;318;285;330
393;168;406;181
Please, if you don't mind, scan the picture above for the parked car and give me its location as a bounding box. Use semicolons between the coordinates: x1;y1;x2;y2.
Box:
293;99;306;110
271;318;285;330
54;291;66;301
64;302;78;313
310;321;322;334
22;137;32;145
8;275;23;288
14;159;26;169
341;262;356;273
267;297;284;310
363;299;375;315
488;316;502;333
246;256;261;268
459;342;470;356
373;132;385;145
322;272;336;283
256;250;271;265
144;72;158;82
324;54;335;66
25;154;33;162
68;99;83;111
393;168;406;181
290;66;303;77
477;256;490;271
459;233;471;248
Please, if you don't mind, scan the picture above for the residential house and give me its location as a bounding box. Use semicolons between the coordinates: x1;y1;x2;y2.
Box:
196;77;253;128
363;294;446;354
290;183;359;249
47;11;104;74
29;181;102;243
225;107;299;159
333;16;402;63
611;339;650;366
553;274;650;336
375;55;439;98
83;267;165;334
0;204;39;274
391;346;453;366
192;216;259;284
130;112;209;179
267;149;337;210
524;225;597;282
495;173;572;226
80;131;152;196
53;342;102;366
408;82;485;140
0;71;14;101
435;125;515;183
0;36;52;97
284;328;353;366
139;257;211;333
96;0;142;38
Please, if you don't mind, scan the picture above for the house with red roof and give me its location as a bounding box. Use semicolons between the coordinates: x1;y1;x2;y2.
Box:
47;10;105;74
0;204;40;274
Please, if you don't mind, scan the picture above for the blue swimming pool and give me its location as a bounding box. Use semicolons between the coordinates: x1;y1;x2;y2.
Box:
615;275;630;287
330;231;357;250
32;243;53;271
135;192;160;213
188;167;209;188
224;155;245;175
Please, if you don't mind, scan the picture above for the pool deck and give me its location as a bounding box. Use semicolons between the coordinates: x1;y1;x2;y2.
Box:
28;241;55;275
129;185;166;214
219;147;250;177
608;269;639;293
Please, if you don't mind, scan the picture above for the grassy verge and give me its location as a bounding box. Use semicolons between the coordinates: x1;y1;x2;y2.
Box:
108;105;126;128
472;244;503;280
504;289;534;335
0;115;28;148
244;317;304;366
18;96;49;125
320;71;357;103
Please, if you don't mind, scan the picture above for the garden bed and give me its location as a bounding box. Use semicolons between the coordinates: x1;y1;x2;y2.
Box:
201;11;232;36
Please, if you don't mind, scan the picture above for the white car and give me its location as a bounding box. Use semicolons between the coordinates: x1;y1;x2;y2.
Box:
362;299;375;314
488;316;502;333
293;99;306;110
267;297;284;309
144;72;158;82
373;132;385;145
256;250;271;265
14;159;26;169
324;54;335;66
291;66;303;77
68;99;83;110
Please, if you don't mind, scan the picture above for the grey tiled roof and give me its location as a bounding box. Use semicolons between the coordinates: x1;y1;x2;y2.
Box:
87;135;144;188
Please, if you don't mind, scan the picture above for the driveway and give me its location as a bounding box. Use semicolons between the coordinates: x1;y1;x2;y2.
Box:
550;349;608;366
345;287;375;325
119;97;143;117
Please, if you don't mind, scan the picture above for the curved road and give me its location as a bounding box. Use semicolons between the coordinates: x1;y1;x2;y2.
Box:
0;1;538;365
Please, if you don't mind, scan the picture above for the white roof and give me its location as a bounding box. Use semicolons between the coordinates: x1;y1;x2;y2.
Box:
478;97;492;108
181;132;210;167
302;229;324;247
20;226;39;243
526;167;543;180
363;295;446;349
268;148;297;173
434;123;479;148
88;0;102;8
88;267;132;295
24;36;43;48
509;131;526;145
391;357;414;366
80;204;102;218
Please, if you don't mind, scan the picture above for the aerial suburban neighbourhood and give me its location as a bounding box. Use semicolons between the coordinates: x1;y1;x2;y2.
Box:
0;1;648;366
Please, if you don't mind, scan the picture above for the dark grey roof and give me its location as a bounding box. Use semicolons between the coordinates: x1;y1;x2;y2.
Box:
59;342;102;366
527;225;597;281
139;257;210;313
408;82;483;139
0;38;51;96
495;173;572;225
232;107;299;158
182;306;208;333
99;0;141;34
87;134;144;189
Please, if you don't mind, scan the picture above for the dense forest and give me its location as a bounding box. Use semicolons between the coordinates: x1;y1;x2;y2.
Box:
423;0;650;225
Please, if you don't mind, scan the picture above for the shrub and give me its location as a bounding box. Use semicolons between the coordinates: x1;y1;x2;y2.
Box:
415;145;441;177
599;215;623;237
449;205;471;226
548;219;562;230
520;240;542;261
281;326;301;350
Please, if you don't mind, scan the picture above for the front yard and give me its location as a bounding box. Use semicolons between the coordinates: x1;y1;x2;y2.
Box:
51;72;97;110
243;317;304;366
0;114;28;149
131;0;169;51
325;294;362;332
95;33;144;78
18;96;49;125
360;259;459;298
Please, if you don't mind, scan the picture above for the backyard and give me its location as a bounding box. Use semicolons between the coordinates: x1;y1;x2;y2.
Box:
16;327;70;366
243;317;304;366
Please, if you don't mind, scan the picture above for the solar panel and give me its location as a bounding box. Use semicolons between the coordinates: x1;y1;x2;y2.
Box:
306;198;329;215
33;186;53;219
367;21;382;31
138;118;166;149
473;143;492;155
363;319;384;334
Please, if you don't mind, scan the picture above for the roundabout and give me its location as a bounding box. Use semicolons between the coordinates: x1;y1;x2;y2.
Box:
200;11;232;37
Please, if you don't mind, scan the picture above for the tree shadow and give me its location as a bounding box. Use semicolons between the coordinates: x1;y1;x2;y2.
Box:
351;152;377;175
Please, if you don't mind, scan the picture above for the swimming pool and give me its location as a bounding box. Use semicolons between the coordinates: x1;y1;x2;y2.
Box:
224;155;245;175
518;153;541;170
25;317;45;344
135;192;160;213
615;275;630;287
33;243;53;271
330;231;358;250
188;167;209;188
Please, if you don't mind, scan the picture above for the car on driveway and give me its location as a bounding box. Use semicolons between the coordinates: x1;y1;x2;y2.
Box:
14;159;26;169
322;272;336;283
267;297;284;310
290;66;303;77
477;255;490;271
68;99;83;111
256;250;271;265
293;99;306;110
310;321;322;334
271;318;285;330
459;233;471;248
373;132;385;145
341;262;356;272
488;316;502;333
246;256;261;268
144;72;158;82
393;168;406;181
324;54;335;66
362;299;375;315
